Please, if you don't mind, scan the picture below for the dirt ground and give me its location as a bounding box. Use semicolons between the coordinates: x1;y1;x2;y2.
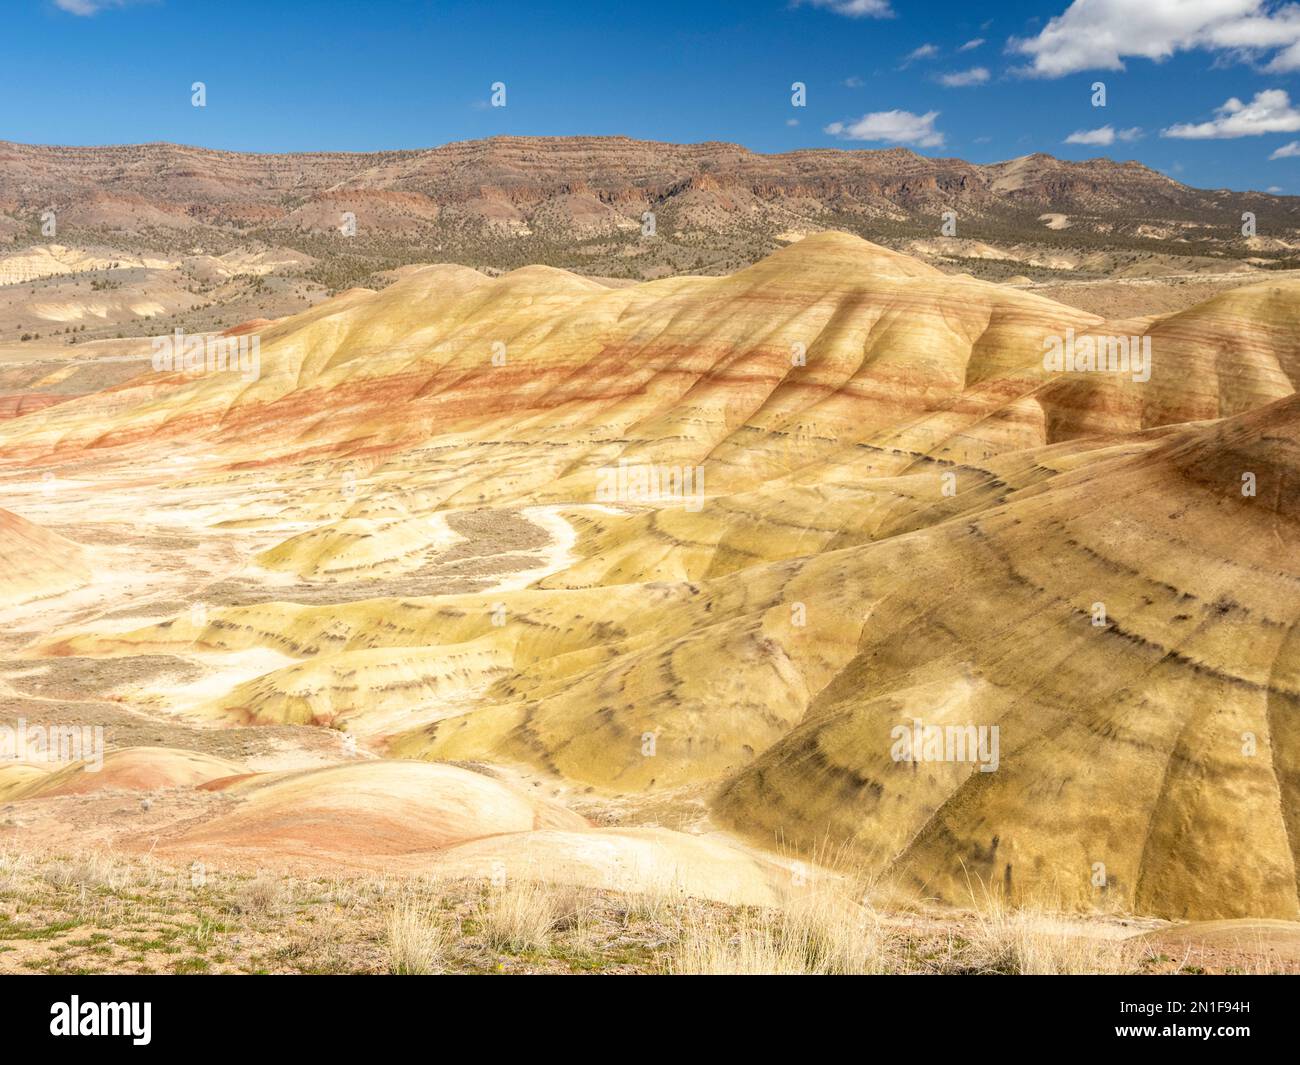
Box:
2;844;1294;975
1027;268;1300;318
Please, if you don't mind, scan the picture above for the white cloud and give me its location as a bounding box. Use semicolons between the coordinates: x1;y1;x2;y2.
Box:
825;109;945;147
843;75;865;88
54;0;139;13
1266;40;1300;70
1267;184;1285;190
1012;0;1300;77
1163;88;1300;138
1271;139;1300;157
801;0;894;18
787;118;801;127
902;43;940;64
1063;125;1143;145
938;66;990;87
959;38;986;52
1065;126;1115;146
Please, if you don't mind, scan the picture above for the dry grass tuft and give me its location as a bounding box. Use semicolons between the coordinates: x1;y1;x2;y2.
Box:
669;913;808;974
783;889;890;974
0;848;36;895
478;879;559;953
41;851;133;894
668;889;890;975
231;871;286;917
386;901;448;975
967;905;1134;975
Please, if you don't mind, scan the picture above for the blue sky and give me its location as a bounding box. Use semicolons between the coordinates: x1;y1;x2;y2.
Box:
4;0;1300;193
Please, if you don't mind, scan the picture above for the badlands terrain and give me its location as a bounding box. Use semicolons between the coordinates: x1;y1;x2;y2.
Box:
1;222;1299;974
3;135;1300;354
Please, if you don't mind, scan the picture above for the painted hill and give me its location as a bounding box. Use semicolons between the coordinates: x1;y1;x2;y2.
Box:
0;506;91;607
4;232;1297;920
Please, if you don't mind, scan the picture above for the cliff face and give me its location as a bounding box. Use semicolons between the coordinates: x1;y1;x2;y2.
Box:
0;136;1293;244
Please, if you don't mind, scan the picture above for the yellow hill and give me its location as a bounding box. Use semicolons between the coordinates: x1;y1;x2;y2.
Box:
7;232;1299;920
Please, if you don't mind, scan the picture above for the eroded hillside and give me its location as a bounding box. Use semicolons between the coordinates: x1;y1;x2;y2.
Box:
1;232;1297;921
